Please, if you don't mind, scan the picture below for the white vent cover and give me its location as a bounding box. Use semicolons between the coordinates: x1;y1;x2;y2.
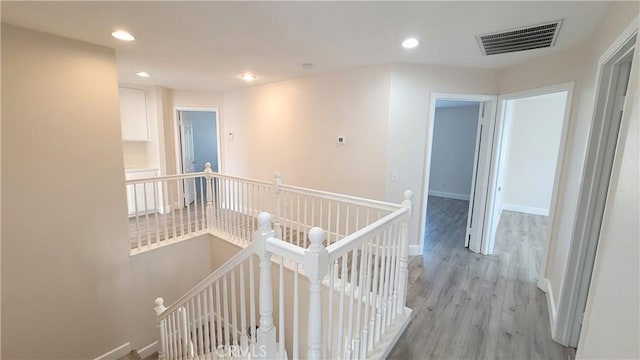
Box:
476;20;563;56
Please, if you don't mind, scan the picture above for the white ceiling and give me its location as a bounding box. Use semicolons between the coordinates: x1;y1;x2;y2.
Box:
1;1;612;91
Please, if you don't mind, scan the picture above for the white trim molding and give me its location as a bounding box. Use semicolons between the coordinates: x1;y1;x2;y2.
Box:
538;278;557;339
94;342;131;360
502;203;549;216
138;341;158;359
428;191;470;201
173;106;222;176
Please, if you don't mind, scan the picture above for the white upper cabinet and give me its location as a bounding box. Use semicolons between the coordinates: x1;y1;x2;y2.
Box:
119;86;150;141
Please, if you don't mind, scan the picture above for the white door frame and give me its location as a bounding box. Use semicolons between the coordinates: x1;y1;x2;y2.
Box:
483;82;575;260
555;20;638;347
418;93;497;255
173;106;222;176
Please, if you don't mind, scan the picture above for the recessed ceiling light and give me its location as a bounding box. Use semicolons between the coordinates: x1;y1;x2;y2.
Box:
240;74;256;82
112;30;135;41
136;72;150;78
402;38;419;49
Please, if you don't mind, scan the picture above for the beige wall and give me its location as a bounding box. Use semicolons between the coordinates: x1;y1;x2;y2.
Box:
223;65;392;199
125;235;214;354
498;2;639;329
1;25;213;358
1;24;128;358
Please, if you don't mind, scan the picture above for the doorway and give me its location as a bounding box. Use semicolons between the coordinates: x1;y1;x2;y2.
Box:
555;31;637;348
484;84;573;257
425;100;480;252
420;94;497;254
175;108;221;205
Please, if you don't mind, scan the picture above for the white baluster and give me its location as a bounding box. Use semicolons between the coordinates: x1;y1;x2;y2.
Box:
154;298;167;360
273;172;283;239
397;190;413;314
304;227;329;359
178;306;192;359
255;212;277;358
239;264;248;351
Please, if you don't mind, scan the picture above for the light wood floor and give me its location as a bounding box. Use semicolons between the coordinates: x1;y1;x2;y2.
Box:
388;196;575;360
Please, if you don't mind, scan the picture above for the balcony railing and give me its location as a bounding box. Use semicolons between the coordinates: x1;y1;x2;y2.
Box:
125;163;400;255
145;164;414;359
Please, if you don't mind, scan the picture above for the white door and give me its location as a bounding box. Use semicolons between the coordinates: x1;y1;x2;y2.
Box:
485;99;513;251
465;100;497;253
179;111;196;205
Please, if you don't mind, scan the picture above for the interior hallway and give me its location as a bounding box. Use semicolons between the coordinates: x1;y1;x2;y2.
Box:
389;196;575;359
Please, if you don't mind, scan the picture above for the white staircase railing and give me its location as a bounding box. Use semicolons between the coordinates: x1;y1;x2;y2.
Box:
126;165;401;255
154;189;413;359
154;243;260;359
126;163;273;254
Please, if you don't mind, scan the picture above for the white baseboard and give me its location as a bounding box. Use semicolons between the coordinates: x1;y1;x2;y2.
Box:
94;342;131;360
138;341;158;359
539;278;557;338
503;203;549;216
368;308;413;359
428;191;470;201
409;244;421;256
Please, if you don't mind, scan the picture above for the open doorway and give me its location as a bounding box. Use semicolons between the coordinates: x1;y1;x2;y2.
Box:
424;100;480;252
484;84;573;258
420;94;497;254
175;108;221;205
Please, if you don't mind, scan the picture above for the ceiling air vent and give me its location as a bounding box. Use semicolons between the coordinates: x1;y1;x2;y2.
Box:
477;20;563;56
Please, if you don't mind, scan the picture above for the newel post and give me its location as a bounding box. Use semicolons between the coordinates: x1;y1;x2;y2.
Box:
204;162;215;230
273;172;283;239
304;227;329;359
154;297;167;360
254;212;278;358
397;190;413;314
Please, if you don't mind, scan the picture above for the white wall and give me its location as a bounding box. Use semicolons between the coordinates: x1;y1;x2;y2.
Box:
223;65;392;199
387;64;500;247
221;63;500;250
428;104;479;200
1;24;214;359
501;92;567;216
498;1;639;351
172;89;224;109
576;46;639;359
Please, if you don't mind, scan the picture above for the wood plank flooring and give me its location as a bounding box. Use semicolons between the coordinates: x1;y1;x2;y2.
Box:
388;196;575;360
